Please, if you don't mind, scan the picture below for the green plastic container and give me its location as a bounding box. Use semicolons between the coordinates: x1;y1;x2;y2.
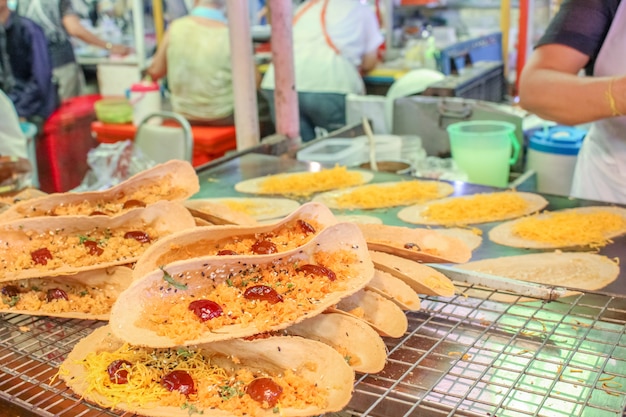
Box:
94;98;133;124
447;121;520;187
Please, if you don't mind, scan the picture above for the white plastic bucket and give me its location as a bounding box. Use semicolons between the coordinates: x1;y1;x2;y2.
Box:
129;81;161;126
526;126;586;196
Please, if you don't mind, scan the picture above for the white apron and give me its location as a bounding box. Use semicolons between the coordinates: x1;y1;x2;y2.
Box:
570;1;626;204
261;0;364;95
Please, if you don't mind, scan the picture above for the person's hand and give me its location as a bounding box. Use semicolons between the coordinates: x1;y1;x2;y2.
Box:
110;44;132;56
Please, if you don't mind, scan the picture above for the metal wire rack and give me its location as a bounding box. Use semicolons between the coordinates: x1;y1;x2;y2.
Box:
1;280;626;417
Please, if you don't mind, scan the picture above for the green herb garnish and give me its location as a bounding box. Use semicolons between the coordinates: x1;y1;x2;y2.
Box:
3;296;20;307
181;402;204;415
218;385;238;400
160;267;188;290
79;234;108;246
78;235;95;244
177;348;193;358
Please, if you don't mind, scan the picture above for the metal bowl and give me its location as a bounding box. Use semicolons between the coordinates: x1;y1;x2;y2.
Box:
358;160;412;175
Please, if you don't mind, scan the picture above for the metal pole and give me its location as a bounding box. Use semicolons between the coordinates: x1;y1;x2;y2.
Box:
227;0;261;150
515;0;530;94
152;0;165;45
383;0;396;60
500;0;510;80
132;0;146;69
268;0;300;147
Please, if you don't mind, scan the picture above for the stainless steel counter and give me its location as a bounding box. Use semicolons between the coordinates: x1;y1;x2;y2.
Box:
194;151;626;297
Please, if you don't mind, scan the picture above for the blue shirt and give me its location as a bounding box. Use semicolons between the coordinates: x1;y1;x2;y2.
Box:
536;0;621;75
1;12;56;119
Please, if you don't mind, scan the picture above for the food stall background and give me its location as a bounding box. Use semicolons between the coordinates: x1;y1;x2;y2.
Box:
32;0;560;194
2;2;626;416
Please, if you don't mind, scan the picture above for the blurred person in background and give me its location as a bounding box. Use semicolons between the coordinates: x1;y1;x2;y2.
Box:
147;0;260;125
15;0;130;101
261;0;384;142
0;0;57;128
0;89;28;159
519;0;626;204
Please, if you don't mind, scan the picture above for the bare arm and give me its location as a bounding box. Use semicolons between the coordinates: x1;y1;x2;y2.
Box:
62;14;130;55
519;43;626;125
146;31;170;81
360;50;379;75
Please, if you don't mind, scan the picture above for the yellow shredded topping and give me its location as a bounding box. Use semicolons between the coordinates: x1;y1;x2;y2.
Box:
332;181;447;209
66;342;326;415
259;166;366;196
421;192;531;225
511;210;626;247
219;200;277;218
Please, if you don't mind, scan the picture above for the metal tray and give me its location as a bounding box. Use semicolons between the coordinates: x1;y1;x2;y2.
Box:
2;283;626;416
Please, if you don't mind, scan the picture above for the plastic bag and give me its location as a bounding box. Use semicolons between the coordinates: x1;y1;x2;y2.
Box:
72;140;156;192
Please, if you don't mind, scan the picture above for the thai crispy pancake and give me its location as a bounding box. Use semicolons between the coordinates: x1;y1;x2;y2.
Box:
331;288;409;338
234;166;374;197
184;197;301;222
0;160;199;221
434;227;483;251
0;266;132;320
183;200;258;226
0;187;48;206
369;251;456;297
311;180;454;210
367;269;421;311
357;223;472;263
489;206;626;249
397;191;549;227
59;325;354;417
0;200;195;282
132;202;338;280
457;252;620;297
285;312;388;374
109;223;374;347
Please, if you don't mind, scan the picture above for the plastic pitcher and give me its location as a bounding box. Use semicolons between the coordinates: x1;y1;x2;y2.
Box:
128;80;161;126
447;121;520;187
